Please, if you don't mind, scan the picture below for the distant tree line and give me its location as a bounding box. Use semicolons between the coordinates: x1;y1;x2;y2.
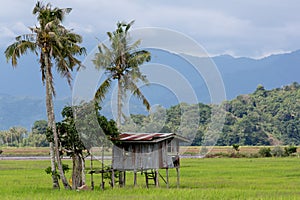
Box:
0;120;48;147
123;82;300;146
1;82;299;147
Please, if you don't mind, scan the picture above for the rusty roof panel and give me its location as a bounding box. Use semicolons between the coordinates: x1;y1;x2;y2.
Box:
119;133;174;141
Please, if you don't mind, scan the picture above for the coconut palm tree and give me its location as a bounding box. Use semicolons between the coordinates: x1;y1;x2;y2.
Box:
93;20;151;127
5;2;85;189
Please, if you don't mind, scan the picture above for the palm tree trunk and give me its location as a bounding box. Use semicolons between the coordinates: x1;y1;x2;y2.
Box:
115;81;123;187
81;155;86;186
49;141;59;189
71;154;83;190
45;53;71;190
117;81;122;127
45;54;59;189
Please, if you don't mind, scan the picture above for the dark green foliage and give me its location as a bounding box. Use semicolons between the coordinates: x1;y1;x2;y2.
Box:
130;114;146;126
219;82;300;145
284;145;297;156
74;102;119;149
45;163;70;179
258;147;272;157
32;120;48;135
28;120;49;147
57;103;119;154
232;144;240;152
191;130;205;146
123;82;300;146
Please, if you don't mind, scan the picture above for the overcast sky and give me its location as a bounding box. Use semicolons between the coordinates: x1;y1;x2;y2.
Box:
1;0;300;58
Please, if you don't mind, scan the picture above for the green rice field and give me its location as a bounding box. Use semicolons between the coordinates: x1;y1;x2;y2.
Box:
1;157;300;199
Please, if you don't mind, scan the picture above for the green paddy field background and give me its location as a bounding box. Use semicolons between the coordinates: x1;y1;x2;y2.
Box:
1;157;300;200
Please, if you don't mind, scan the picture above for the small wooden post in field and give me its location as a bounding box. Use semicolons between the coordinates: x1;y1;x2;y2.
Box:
176;167;180;188
166;168;169;188
134;170;137;186
155;169;159;187
90;154;94;190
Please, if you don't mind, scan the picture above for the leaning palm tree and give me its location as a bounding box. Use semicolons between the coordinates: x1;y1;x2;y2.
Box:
93;20;151;127
5;2;85;189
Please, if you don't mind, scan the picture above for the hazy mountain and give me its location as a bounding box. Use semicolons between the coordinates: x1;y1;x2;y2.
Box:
0;50;299;130
131;49;300;107
0;95;70;130
213;50;300;99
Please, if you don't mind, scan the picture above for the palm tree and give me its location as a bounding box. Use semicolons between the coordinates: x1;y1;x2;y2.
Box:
5;2;85;189
93;20;151;127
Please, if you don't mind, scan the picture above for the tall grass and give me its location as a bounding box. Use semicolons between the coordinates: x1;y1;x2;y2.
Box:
1;158;300;199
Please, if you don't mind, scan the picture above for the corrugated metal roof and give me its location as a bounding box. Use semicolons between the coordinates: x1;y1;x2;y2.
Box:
112;133;190;143
119;133;174;141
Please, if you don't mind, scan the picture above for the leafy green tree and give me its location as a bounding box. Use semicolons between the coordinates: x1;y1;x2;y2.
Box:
5;1;86;189
32;120;48;135
254;84;268;97
55;104;119;190
93;20;151;126
28;120;49;147
56;106;87;190
232;144;240;153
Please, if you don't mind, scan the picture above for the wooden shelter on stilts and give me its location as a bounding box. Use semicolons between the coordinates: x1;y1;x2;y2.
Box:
110;132;189;188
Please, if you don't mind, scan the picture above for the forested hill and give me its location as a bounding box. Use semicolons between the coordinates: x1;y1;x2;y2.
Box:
126;82;300;146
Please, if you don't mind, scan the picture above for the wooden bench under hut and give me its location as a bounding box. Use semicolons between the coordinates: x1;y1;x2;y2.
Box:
111;132;189;188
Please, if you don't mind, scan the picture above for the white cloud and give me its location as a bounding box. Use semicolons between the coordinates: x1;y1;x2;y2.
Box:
0;26;15;38
0;21;32;47
1;0;300;58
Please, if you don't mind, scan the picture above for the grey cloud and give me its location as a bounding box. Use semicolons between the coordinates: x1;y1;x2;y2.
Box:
1;0;300;57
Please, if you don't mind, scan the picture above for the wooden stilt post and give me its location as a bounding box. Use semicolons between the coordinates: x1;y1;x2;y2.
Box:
111;169;115;188
155;169;159;187
145;171;149;188
119;171;123;187
119;147;124;187
134;170;137;187
111;145;115;188
166;168;169;189
176;167;180;188
123;171;126;186
101;145;104;190
90;154;94;190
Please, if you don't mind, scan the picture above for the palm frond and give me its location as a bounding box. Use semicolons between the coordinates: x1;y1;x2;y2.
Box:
129;81;150;111
93;44;113;69
94;78;112;103
5;39;36;66
125;20;135;32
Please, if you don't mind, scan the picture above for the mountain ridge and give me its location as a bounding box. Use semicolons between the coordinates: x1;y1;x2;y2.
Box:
0;49;300;130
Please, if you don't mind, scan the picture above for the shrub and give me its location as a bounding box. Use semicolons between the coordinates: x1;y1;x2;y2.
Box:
258;147;272;157
284;145;297;156
45;163;69;179
271;146;284;157
232;144;240;152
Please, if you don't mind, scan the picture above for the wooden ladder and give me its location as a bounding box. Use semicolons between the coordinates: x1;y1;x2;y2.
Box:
144;170;158;188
